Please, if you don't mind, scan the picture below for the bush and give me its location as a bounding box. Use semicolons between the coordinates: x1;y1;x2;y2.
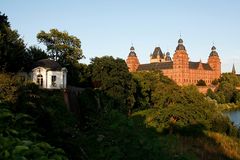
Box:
196;79;206;86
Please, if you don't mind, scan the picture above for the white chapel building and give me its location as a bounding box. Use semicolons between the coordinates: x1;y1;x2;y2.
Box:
32;59;67;89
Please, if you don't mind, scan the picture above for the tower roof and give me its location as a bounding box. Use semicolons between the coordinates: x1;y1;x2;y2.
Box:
176;38;186;51
232;64;236;74
209;46;219;57
152;47;164;59
178;38;183;44
165;52;172;61
128;46;137;57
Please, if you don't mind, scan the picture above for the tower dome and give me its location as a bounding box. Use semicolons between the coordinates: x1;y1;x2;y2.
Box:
209;46;219;56
176;38;186;51
178;38;183;44
128;46;137;57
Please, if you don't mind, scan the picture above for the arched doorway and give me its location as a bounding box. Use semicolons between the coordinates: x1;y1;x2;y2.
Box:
37;74;43;87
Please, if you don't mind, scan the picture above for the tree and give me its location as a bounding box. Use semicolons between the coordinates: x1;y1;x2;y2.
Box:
37;28;85;85
24;46;48;71
27;46;48;61
211;79;219;86
0;12;10;29
219;73;240;87
37;28;84;66
0;12;26;72
89;56;135;114
196;79;206;86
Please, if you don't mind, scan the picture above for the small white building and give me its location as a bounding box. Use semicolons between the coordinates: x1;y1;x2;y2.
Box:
32;59;67;89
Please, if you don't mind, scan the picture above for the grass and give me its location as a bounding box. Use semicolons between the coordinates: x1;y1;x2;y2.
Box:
158;132;240;160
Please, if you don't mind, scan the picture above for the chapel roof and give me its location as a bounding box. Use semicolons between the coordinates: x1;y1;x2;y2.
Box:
33;59;62;71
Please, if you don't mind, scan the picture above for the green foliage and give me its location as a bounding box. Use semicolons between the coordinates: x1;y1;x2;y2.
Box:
132;71;176;109
0;134;67;160
196;79;206;86
0;73;24;104
206;89;220;102
0;12;10;29
89;56;136;113
24;46;48;71
37;28;84;66
15;83;85;159
81;109;195;160
208;73;240;104
211;79;219;86
0;102;68;159
219;73;240;87
210;113;238;137
0;13;26;72
37;28;85;86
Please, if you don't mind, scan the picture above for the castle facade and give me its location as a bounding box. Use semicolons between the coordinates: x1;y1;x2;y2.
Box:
126;38;221;86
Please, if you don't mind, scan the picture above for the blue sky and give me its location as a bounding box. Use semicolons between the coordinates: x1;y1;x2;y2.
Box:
1;0;240;73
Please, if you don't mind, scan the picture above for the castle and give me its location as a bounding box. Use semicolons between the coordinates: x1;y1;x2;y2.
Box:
126;38;221;86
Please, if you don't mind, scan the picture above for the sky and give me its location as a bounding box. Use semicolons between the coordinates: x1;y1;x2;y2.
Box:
1;0;240;73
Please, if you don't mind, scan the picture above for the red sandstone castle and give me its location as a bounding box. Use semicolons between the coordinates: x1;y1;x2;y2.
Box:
126;38;221;86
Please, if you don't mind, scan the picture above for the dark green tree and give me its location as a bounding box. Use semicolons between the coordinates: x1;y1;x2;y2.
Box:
0;12;26;72
211;79;219;86
24;46;48;71
27;46;48;61
219;73;240;87
0;12;10;29
89;56;135;114
196;79;206;86
37;28;85;85
37;28;84;66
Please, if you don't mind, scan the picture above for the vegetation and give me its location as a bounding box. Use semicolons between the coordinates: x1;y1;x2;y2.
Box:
37;28;85;86
0;12;239;160
0;12;26;72
207;73;240;104
196;79;207;86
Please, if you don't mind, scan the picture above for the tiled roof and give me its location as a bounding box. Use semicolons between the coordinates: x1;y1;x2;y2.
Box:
189;62;212;70
137;62;173;71
137;61;213;71
152;47;164;59
33;59;62;71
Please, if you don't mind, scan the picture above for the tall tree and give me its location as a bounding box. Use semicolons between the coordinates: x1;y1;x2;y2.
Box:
37;29;84;66
24;46;48;71
89;56;135;114
0;12;10;29
0;12;26;72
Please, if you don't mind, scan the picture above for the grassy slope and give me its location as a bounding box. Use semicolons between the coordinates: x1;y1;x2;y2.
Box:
152;132;240;160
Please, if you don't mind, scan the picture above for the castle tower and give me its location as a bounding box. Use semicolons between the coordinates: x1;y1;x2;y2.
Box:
208;46;221;79
172;38;189;85
126;46;140;72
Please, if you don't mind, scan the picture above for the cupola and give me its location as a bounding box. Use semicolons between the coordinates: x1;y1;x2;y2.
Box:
209;46;219;57
176;38;186;51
